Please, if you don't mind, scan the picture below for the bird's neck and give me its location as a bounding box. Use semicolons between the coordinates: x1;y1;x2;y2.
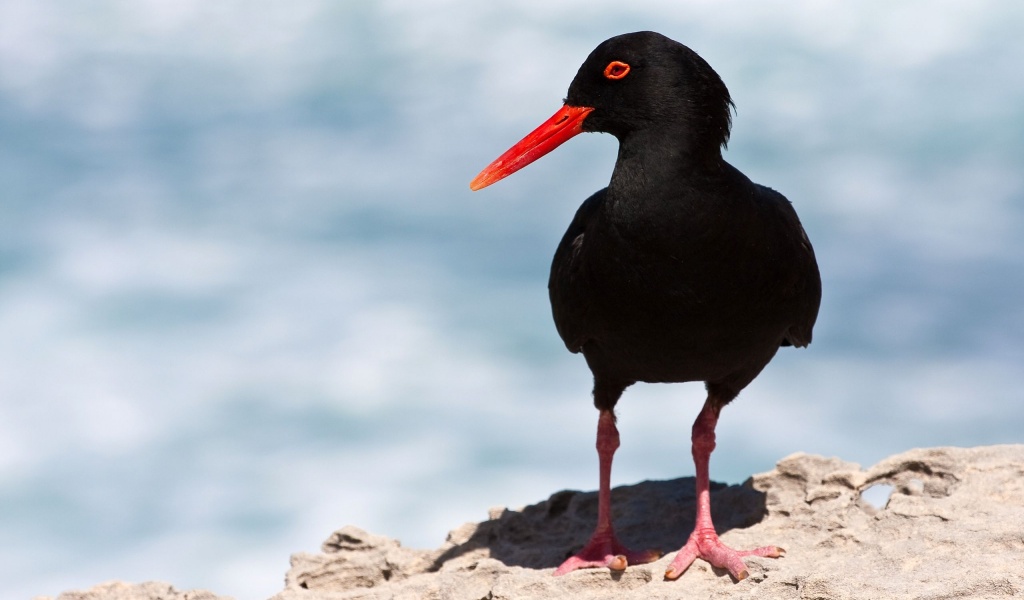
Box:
605;126;724;220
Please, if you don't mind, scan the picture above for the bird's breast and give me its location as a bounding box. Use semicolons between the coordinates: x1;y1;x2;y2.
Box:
549;191;813;383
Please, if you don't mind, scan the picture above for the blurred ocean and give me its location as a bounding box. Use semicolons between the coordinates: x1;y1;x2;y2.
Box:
1;1;1022;597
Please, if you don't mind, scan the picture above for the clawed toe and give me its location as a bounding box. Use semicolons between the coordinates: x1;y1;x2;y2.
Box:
554;533;660;576
665;529;783;582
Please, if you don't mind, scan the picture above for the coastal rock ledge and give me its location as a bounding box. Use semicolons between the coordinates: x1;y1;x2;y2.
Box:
46;445;1024;600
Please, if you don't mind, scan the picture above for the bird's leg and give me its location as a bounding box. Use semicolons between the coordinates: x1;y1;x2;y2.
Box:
664;398;784;581
554;409;661;575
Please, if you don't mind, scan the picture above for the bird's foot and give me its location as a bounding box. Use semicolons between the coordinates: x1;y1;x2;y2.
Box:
664;527;783;581
554;529;661;575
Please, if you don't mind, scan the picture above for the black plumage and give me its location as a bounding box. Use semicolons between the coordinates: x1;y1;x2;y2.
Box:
472;31;821;581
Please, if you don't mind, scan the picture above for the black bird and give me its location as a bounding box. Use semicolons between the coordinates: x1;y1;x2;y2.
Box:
470;31;821;581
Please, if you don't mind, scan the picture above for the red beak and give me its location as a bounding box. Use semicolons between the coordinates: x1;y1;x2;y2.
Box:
470;104;595;191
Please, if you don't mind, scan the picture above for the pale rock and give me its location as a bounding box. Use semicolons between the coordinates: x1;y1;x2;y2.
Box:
38;580;231;600
276;445;1024;600
45;446;1024;600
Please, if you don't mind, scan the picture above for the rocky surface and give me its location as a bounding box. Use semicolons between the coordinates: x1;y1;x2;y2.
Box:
45;446;1024;600
38;581;230;600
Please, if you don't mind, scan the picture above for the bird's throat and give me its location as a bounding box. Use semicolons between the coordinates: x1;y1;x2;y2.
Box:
609;128;720;202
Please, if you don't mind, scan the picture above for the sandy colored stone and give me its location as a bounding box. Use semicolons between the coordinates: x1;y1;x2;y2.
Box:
45;445;1024;600
37;580;231;600
275;445;1024;600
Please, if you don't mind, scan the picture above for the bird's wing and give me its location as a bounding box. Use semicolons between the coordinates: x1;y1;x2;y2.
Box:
548;188;607;353
781;218;821;348
756;185;822;349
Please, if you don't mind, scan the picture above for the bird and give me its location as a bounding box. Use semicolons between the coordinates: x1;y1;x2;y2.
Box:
469;31;821;582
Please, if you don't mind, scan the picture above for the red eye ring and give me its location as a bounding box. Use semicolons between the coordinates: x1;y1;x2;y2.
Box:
603;61;630;80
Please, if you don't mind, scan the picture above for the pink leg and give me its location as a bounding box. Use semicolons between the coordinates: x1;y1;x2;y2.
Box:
554;410;661;575
664;399;784;581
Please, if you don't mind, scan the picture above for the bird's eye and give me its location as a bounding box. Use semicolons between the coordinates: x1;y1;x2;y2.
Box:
603;61;630;80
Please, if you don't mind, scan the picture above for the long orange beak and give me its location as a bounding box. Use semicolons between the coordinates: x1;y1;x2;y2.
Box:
470;104;594;191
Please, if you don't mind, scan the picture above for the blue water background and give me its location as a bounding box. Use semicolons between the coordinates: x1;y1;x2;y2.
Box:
1;1;1022;597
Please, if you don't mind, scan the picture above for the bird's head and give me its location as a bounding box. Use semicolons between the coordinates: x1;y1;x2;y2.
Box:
567;31;733;145
471;31;733;191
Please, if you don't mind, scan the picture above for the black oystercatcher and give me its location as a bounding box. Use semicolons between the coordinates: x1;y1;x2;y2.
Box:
470;31;821;581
